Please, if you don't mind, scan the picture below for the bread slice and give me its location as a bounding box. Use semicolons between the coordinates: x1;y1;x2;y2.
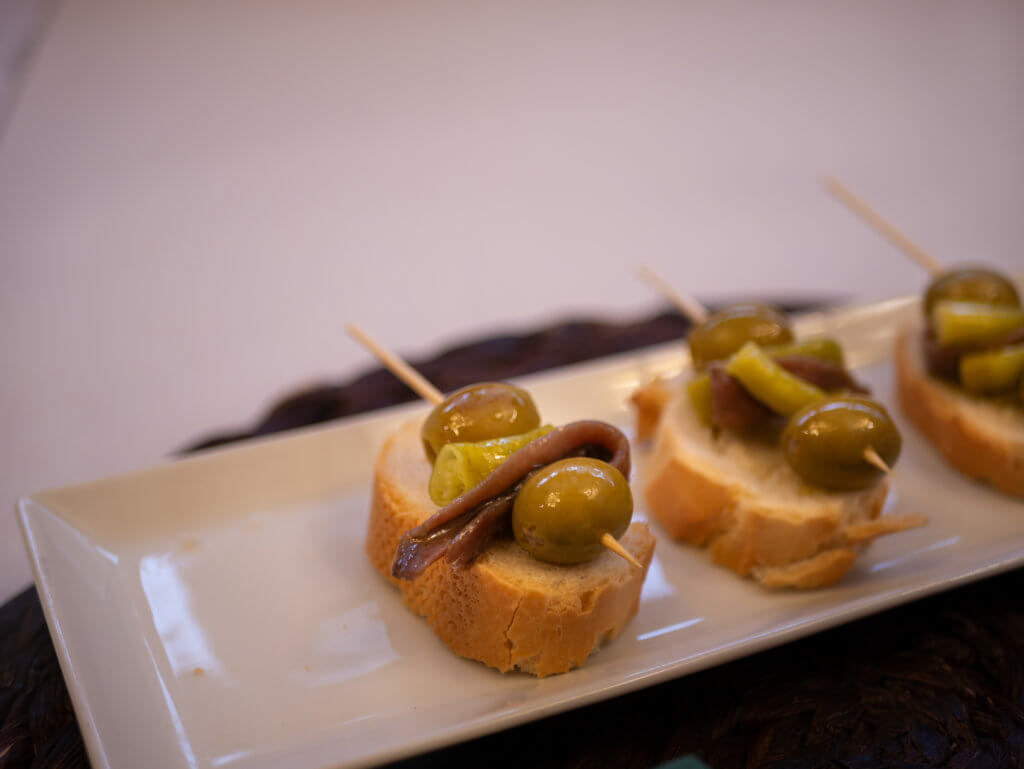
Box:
365;420;656;677
644;392;925;588
895;327;1024;497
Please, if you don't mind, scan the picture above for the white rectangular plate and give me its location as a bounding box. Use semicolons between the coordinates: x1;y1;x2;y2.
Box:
19;296;1024;769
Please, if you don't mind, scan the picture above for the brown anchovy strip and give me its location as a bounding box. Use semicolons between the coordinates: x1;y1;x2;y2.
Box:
391;420;631;580
922;326;1024;381
922;329;964;380
709;355;870;430
776;355;870;394
709;365;773;430
444;489;517;570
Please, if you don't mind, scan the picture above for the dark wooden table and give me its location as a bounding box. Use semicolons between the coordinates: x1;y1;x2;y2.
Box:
3;306;1023;769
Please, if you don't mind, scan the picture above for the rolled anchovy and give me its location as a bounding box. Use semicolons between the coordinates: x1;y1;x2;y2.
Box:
390;420;631;580
390;509;477;579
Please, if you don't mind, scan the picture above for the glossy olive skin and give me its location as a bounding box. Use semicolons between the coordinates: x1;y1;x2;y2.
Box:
421;382;541;462
782;396;901;492
924;267;1020;317
688;305;794;368
512;458;633;565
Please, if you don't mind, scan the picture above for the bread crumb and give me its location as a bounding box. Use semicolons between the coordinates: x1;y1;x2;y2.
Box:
182;537;200;552
193;667;203;676
305;665;311;671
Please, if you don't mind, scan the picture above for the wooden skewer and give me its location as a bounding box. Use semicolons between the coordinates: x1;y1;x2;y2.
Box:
823;176;944;277
347;324;641;569
862;446;891;474
638;263;709;324
600;532;643;569
345;324;444;405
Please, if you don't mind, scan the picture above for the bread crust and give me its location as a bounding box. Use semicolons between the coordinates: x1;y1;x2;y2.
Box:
895;328;1024;497
631;376;675;442
366;421;656;677
644;393;917;588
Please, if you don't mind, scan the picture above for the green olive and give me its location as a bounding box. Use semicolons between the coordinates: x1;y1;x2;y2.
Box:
924;267;1020;317
782;396;901;492
688;305;794;369
512;458;633;565
421;383;541;462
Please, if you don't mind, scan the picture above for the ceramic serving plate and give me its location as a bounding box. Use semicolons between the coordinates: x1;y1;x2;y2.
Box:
18;296;1024;769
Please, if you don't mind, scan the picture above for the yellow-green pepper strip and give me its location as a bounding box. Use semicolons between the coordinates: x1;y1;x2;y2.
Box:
725;342;826;416
687;338;843;426
687;373;714;428
959;343;1024;395
931;301;1024;348
428;425;554;506
763;337;845;366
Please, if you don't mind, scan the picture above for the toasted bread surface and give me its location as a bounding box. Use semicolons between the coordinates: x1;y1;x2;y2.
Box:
644;391;921;588
366;420;656;677
895;328;1024;497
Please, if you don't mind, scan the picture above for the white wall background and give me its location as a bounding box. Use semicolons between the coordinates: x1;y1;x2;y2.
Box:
2;0;1023;600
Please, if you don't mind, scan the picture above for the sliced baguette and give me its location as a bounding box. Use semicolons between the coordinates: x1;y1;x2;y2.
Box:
895;327;1024;497
644;392;924;588
365;420;656;677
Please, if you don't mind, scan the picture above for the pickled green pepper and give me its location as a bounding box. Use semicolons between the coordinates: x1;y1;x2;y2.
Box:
428;425;554;506
724;342;826;416
959;343;1024;395
930;301;1024;348
686;338;844;426
763;337;845;366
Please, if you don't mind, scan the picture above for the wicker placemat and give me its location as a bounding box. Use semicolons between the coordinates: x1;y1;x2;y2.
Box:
3;305;1023;769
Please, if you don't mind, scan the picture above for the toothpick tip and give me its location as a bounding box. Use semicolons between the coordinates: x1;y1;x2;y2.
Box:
600;532;643;569
863;446;891;474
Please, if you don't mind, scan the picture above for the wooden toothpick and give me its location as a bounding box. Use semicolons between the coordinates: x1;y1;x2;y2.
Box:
347;324;640;568
345;324;444;405
638;263;709;324
823;176;944;277
600;533;643;569
862;447;891;474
